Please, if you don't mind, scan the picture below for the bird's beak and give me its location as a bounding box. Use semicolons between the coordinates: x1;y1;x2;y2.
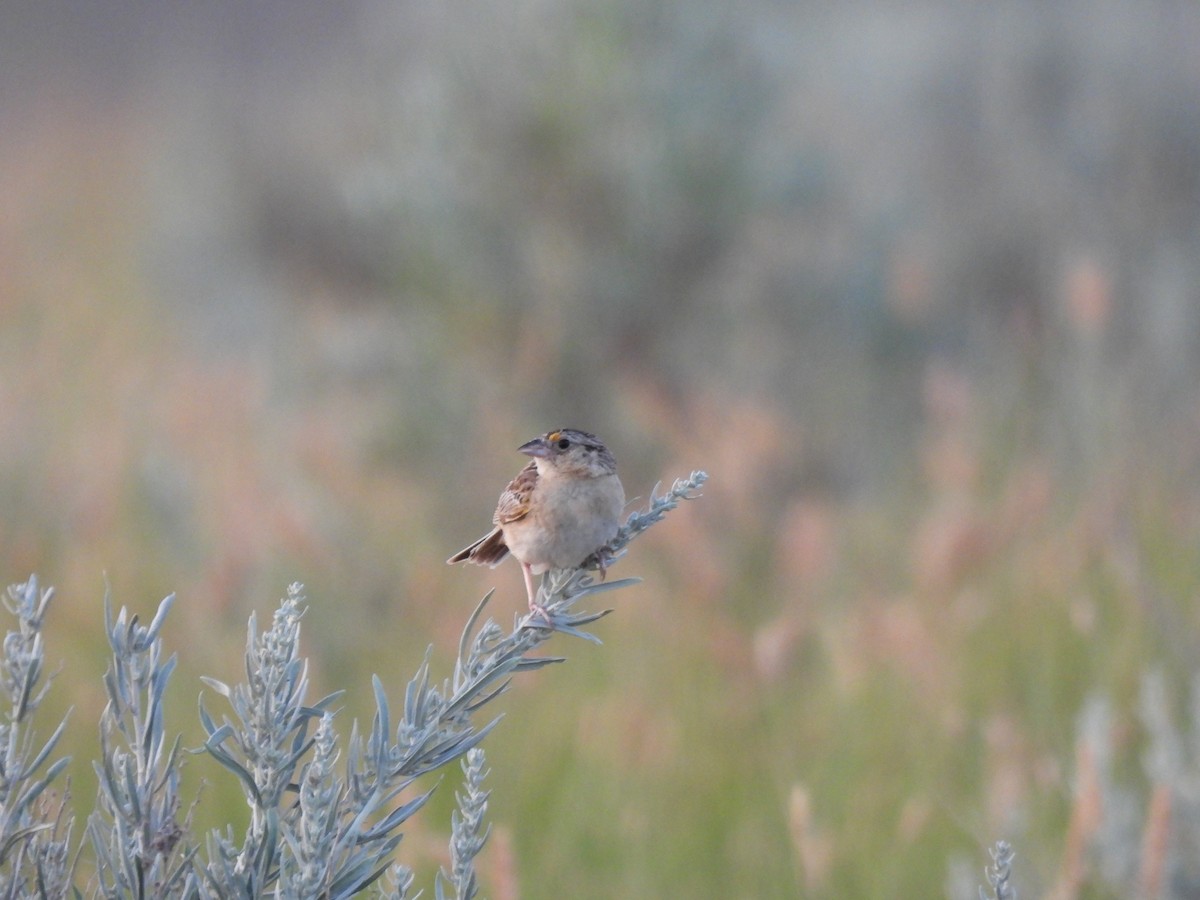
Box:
518;436;552;458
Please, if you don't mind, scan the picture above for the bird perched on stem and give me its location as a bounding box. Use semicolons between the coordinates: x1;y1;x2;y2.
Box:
447;428;625;616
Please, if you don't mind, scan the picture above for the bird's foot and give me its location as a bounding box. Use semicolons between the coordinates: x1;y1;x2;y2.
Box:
525;600;554;628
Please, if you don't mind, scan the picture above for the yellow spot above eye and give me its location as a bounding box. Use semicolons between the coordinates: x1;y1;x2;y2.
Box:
547;431;561;443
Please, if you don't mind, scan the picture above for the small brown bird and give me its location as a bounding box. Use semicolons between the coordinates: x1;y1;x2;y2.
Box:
447;428;625;614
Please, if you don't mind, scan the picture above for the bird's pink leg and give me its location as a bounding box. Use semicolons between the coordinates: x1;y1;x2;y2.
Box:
523;563;551;624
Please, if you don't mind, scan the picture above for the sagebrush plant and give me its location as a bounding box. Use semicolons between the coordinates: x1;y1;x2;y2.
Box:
0;472;706;897
87;590;193;897
978;841;1016;900
0;577;73;896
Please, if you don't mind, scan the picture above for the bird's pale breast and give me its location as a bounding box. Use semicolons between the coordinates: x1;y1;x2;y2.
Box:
503;472;624;573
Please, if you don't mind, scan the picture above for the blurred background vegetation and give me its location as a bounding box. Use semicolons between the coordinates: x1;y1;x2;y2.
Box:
2;0;1200;896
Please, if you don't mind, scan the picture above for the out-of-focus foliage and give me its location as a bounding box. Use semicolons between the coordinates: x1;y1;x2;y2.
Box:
2;1;1200;896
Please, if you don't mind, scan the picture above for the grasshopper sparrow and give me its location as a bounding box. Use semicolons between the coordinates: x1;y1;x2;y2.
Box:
447;428;625;614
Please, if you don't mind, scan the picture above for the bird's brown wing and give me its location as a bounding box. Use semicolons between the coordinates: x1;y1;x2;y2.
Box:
493;461;538;526
446;462;538;567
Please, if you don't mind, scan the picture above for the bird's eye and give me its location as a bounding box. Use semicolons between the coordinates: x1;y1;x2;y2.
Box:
556;437;571;450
